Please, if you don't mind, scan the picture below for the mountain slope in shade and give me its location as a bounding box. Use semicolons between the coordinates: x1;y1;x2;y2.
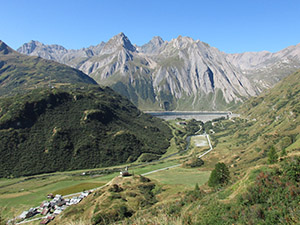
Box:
17;34;300;110
0;87;172;178
0;40;97;96
0;40;15;55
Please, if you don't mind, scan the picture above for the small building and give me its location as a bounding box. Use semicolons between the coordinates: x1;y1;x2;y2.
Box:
18;211;28;219
19;208;39;219
53;194;62;201
120;166;131;177
41;208;50;216
67;197;81;205
47;193;54;199
40;218;50;224
120;171;130;177
79;191;90;199
40;201;51;209
27;208;39;218
47;215;55;220
53;208;63;215
56;199;66;207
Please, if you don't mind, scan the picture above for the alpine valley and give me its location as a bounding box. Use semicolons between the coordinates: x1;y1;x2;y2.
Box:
18;33;300;110
0;36;300;225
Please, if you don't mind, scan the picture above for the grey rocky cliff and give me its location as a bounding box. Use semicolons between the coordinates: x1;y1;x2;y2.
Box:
17;34;300;110
227;43;300;89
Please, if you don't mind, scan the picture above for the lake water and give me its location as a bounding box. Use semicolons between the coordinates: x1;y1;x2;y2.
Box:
146;111;236;122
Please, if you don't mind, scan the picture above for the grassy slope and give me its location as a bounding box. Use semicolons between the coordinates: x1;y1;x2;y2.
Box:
52;175;160;225
0;40;97;97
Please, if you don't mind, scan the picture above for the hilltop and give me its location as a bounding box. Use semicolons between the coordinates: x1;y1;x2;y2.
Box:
52;175;159;225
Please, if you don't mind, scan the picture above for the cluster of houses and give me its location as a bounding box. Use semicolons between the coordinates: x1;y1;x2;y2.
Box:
15;191;91;224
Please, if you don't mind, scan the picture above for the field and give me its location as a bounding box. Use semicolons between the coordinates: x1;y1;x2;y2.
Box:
147;167;211;188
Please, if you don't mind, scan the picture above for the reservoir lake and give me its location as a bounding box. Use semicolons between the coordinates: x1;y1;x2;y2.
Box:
146;111;237;122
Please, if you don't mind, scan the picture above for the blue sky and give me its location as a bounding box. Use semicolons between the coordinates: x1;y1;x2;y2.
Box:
1;0;300;53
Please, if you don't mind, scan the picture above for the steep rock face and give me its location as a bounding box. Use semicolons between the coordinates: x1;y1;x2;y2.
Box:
150;36;257;110
227;43;300;90
17;34;300;110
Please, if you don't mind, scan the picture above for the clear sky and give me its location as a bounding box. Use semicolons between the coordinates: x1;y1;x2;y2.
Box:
1;0;300;53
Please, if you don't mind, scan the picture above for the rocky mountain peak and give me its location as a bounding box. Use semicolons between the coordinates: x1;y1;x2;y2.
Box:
101;32;136;54
17;40;43;54
0;40;15;55
170;36;196;49
150;36;164;45
139;36;165;54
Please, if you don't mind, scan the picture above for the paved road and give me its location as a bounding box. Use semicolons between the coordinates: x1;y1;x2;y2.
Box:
198;134;213;158
141;164;181;176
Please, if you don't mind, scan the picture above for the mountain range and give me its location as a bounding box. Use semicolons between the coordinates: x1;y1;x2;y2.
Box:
17;33;300;110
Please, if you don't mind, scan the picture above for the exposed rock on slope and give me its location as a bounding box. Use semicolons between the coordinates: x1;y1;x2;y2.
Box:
227;43;300;90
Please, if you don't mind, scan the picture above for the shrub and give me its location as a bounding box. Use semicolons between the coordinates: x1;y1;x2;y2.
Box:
183;157;204;168
108;184;123;193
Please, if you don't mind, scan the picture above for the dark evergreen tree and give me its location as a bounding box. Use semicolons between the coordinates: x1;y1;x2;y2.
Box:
268;146;278;164
208;162;230;188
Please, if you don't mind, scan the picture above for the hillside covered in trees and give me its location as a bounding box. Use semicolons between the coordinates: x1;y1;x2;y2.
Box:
0;80;172;178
